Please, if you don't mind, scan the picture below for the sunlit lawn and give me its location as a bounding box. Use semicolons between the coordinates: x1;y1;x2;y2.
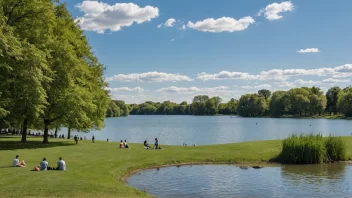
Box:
1;136;352;197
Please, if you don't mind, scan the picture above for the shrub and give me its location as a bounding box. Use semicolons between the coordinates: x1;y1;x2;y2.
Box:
279;134;346;164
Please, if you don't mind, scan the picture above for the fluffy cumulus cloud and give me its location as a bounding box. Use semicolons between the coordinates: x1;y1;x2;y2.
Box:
258;1;294;20
197;71;258;81
241;84;272;89
187;16;255;33
294;79;320;85
156;86;229;93
197;64;352;81
158;18;176;28
75;1;159;33
106;72;192;82
322;78;350;83
297;48;320;53
106;87;144;92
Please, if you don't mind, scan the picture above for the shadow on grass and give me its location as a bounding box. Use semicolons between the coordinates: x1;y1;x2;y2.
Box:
0;140;75;151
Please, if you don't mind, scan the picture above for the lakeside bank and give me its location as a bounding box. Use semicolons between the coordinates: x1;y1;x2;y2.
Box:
1;136;352;197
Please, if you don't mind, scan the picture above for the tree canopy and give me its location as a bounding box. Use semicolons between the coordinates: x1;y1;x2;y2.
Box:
0;1;110;143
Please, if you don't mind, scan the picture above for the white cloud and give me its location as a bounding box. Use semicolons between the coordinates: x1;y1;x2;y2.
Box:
187;16;255;33
322;78;350;83
197;71;258;81
198;64;352;81
274;81;295;88
106;72;192;82
297;48;320;53
170;39;175;42
106;87;144;92
181;25;187;30
156;86;231;93
165;18;176;27
258;1;294;20
75;1;159;33
157;18;176;28
241;84;272;89
294;79;320;85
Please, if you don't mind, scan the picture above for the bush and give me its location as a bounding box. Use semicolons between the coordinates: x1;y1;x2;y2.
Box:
279;134;346;164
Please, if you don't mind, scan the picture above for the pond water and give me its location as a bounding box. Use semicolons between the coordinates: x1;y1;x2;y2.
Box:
127;164;352;198
64;115;352;145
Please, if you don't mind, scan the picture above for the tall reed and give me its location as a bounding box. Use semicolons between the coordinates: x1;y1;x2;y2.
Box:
279;134;346;164
325;136;346;161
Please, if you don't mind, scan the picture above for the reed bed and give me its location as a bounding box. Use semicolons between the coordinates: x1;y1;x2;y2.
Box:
280;134;346;164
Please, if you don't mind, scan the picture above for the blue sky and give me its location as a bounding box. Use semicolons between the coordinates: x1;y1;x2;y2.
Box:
65;0;352;103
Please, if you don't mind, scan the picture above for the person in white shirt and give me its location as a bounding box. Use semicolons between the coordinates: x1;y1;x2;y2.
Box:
39;158;48;171
12;155;26;167
56;157;66;170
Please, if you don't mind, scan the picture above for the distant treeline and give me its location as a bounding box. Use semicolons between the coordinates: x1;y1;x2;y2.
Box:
107;86;352;118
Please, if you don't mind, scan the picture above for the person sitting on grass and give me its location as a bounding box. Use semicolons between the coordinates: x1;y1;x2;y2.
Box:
144;140;150;149
123;140;129;148
56;157;66;171
119;140;124;148
39;158;48;171
12;155;26;167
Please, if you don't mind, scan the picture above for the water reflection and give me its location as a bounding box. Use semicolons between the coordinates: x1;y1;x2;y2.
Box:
127;164;352;198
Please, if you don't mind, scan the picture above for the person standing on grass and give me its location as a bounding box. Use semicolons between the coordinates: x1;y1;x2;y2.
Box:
12;155;26;167
74;135;78;144
56;157;66;170
92;135;95;143
155;138;159;149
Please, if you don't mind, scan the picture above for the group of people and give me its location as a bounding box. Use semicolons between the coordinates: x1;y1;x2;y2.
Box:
144;138;161;149
12;155;66;171
119;140;129;148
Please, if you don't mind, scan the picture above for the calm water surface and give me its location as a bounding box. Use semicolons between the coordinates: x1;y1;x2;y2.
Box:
64;115;352;145
127;164;352;198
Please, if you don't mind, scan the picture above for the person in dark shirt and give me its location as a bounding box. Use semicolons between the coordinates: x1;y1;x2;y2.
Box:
74;135;78;144
154;138;159;149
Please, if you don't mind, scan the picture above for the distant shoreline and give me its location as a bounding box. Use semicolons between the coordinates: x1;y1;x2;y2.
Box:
109;114;352;120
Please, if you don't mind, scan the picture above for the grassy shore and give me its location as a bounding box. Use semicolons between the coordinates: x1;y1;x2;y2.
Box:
1;136;352;198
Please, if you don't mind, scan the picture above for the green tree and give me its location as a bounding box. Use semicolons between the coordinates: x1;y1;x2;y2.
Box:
0;0;55;142
337;87;352;117
191;95;209;115
211;96;222;113
258;89;272;100
326;86;341;115
40;3;109;143
238;94;267;117
269;91;288;116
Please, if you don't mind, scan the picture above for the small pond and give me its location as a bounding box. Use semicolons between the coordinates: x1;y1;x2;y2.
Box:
127;164;352;198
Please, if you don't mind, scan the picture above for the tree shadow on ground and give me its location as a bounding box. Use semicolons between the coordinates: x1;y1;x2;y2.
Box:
0;139;75;151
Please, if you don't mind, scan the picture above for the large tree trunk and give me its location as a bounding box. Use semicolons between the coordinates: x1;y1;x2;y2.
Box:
21;118;28;143
54;126;58;138
42;119;50;144
67;127;71;139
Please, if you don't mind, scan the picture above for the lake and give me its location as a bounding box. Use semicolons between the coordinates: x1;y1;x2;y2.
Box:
65;115;352;145
127;164;352;198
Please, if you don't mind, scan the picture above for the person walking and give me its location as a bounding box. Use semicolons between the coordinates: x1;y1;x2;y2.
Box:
74;135;78;144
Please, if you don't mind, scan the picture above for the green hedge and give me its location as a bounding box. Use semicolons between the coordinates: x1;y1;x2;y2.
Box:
279;134;346;164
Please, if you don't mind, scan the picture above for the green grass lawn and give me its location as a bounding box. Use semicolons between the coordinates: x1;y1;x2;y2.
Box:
1;136;352;198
